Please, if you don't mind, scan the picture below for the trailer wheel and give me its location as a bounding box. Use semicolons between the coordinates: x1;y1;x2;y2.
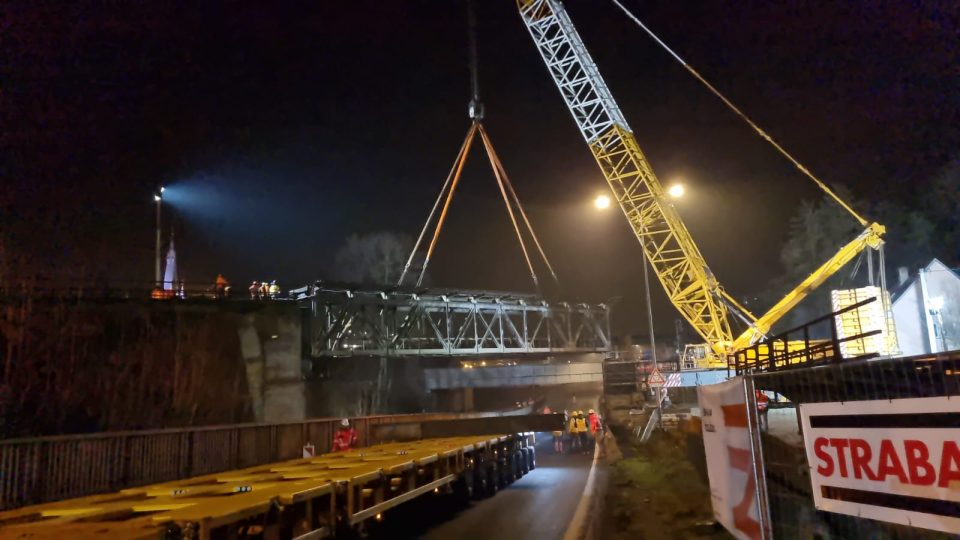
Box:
486;463;499;496
526;446;536;470
500;458;515;486
454;470;475;503
473;464;489;499
513;450;524;478
519;448;531;475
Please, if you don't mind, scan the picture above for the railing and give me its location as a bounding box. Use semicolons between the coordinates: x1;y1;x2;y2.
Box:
0;279;284;302
0;412;489;511
730;297;883;375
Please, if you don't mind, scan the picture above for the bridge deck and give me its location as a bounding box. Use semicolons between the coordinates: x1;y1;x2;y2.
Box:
0;435;521;540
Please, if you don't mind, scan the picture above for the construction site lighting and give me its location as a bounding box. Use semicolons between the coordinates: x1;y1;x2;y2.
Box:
667;183;685;198
593;194;611;210
160;186;166;193
153;194;161;202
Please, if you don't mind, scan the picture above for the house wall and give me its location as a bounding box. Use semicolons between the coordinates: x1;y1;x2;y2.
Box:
893;259;960;355
893;281;928;355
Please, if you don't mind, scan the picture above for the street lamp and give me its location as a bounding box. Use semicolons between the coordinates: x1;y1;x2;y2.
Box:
667;183;685;199
154;188;163;287
594;194;611;210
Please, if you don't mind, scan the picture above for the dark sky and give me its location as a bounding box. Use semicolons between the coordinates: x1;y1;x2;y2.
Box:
4;1;958;336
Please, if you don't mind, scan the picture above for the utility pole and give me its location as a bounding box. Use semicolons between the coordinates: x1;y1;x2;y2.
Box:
154;190;162;287
641;235;662;427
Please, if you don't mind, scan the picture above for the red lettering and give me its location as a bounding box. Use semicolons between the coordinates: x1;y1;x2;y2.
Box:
938;441;960;488
814;437;834;477
849;438;878;480
876;439;908;483
904;440;936;485
829;439;851;478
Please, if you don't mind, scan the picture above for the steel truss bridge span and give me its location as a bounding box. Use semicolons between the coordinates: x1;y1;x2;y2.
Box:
294;286;611;357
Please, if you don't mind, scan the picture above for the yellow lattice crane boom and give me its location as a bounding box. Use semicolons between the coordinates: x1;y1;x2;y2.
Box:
516;0;884;360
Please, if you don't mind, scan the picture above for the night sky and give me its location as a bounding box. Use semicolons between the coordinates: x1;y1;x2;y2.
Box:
4;1;958;335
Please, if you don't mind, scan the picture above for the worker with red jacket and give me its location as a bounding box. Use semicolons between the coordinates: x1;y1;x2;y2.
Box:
332;418;358;452
756;390;770;432
588;409;603;451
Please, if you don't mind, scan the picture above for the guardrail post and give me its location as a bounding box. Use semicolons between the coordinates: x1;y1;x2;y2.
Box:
182;431;193;478
830;311;842;363
117;435;129;491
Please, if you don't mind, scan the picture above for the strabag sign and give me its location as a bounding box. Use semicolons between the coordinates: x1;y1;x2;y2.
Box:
799;397;960;534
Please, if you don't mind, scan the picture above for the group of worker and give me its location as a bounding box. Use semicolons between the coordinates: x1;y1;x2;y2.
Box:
552;409;602;455
249;280;280;300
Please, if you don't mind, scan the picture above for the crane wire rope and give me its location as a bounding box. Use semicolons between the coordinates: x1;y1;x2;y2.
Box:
609;0;869;227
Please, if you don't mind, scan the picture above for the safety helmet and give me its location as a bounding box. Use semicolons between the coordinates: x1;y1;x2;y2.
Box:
588;409;595;414
340;418;350;427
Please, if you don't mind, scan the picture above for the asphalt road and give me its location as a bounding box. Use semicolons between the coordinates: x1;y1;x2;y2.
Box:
370;444;596;540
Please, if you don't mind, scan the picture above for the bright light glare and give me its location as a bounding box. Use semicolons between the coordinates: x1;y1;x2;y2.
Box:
153;194;161;202
930;296;945;311
160;186;166;193
668;184;685;198
593;194;611;210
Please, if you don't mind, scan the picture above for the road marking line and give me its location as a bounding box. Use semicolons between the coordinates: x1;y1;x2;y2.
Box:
563;442;600;540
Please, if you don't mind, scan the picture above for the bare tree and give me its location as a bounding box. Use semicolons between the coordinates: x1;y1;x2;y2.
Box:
333;232;415;286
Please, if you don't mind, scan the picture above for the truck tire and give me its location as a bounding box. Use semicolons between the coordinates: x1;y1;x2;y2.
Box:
454;469;475;504
513;450;524;478
473;464;489;499
486;463;499;496
519;448;531;475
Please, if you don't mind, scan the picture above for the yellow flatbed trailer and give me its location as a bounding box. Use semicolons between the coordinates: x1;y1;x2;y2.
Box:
0;434;535;540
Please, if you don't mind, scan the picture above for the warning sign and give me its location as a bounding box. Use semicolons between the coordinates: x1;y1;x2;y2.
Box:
647;367;666;387
800;396;960;534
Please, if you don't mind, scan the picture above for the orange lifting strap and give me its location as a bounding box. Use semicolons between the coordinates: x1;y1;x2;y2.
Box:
397;121;560;291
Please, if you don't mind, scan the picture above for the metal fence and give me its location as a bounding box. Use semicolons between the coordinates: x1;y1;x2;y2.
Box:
730;296;882;376
0;412;485;511
746;350;960;539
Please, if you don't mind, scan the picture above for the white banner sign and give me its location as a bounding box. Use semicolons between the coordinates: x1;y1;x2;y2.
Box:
800;396;960;534
699;377;762;540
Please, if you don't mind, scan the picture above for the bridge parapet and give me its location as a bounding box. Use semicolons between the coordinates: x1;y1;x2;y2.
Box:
294;286;611;357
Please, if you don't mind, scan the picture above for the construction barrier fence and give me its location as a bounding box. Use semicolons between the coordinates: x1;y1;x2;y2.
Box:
0;412;492;511
746;351;960;539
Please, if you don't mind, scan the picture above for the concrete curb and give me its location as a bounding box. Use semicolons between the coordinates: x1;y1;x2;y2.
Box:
563;443;602;540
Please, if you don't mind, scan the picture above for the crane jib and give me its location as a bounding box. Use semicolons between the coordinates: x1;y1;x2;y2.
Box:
517;0;734;354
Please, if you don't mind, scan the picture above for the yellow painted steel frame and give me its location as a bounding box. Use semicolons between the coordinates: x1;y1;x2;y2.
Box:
732;222;886;351
519;0;886;362
590;125;733;355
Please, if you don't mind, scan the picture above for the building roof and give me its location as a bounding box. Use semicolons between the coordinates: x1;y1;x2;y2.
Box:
891;258;960;302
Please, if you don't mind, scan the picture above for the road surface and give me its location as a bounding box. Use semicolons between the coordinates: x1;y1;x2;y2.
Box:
372;443;597;540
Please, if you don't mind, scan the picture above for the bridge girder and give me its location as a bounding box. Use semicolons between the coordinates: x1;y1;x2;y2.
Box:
294;287;611;357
